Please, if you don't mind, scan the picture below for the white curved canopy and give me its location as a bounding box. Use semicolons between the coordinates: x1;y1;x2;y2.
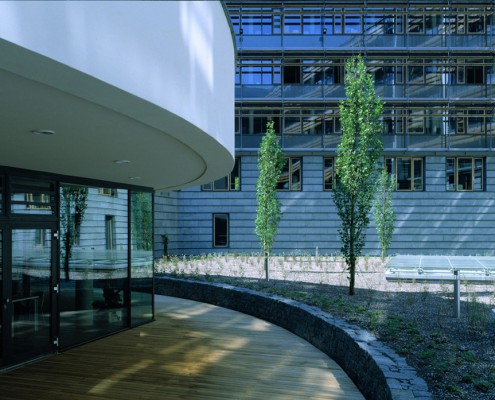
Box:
0;1;235;190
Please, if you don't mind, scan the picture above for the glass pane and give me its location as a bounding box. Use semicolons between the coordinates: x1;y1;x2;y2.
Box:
59;184;128;348
131;192;153;326
212;176;228;191
413;159;423;191
11;229;51;353
474;159;483;191
397;158;412;190
11;177;55;215
284;14;301;34
303;14;321;35
0;229;2;352
446;158;455;191
291;158;302;190
345;14;361;33
0;176;3;214
230;158;241;191
385;158;395;175
213;214;229;247
284;117;302;135
457;158;473;190
323;157;334;190
408;14;424;33
277;159;290;190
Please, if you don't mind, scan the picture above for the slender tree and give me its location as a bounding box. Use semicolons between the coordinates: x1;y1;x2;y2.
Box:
373;168;396;260
333;55;384;295
60;186;88;280
255;121;285;280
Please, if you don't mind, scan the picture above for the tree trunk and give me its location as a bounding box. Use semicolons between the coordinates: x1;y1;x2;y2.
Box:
349;198;356;295
349;257;355;295
264;251;269;281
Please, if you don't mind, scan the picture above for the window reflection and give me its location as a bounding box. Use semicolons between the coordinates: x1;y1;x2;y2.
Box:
59;184;128;348
131;191;153;325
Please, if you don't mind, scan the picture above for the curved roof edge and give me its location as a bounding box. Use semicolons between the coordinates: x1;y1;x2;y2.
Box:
0;1;235;190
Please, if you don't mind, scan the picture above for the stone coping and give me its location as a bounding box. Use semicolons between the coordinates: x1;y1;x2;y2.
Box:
155;277;432;400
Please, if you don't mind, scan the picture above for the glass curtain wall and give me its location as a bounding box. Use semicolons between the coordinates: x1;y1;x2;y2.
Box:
59;184;129;348
231;4;495;150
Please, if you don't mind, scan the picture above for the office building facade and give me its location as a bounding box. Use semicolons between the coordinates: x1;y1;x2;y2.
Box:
155;1;495;257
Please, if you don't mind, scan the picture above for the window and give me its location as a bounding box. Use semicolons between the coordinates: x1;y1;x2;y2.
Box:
446;157;484;191
0;175;3;214
466;64;484;84
105;215;116;250
364;12;396;34
99;187;116;197
235;8;281;36
241;108;281;135
407;110;425;135
25;193;52;210
323;157;335;191
240;59;281;85
303;11;322;34
277;157;302;191
283;63;301;84
386;157;424;191
408;13;424;33
202;158;241;191
344;12;361;33
11;178;55;215
467;14;485;33
34;229;46;247
284;10;302;34
213;214;229;248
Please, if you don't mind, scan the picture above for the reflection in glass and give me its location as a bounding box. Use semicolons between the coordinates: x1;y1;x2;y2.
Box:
0;175;3;214
446;158;455;191
10;177;55;215
59;184;128;348
323;157;335;191
11;229;51;353
0;230;2;349
131;192;154;325
458;158;473;191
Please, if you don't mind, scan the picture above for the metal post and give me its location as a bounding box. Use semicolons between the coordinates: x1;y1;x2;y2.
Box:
453;269;460;318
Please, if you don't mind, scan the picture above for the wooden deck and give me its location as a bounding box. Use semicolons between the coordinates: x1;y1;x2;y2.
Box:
0;295;364;399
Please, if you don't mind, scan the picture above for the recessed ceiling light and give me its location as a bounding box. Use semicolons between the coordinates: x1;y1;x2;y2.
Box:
31;129;55;136
128;176;142;180
114;160;131;164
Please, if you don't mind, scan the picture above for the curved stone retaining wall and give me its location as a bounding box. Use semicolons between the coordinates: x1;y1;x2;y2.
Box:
155;277;432;400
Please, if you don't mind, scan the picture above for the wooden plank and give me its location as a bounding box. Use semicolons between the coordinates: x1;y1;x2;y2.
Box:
0;295;364;400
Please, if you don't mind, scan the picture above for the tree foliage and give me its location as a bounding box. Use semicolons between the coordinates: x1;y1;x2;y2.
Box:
333;55;384;295
373;169;396;260
255;121;285;280
131;192;153;251
60;186;88;281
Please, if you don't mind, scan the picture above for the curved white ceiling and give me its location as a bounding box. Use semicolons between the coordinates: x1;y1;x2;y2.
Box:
0;1;235;190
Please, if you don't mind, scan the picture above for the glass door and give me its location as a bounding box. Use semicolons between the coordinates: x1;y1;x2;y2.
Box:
1;226;57;364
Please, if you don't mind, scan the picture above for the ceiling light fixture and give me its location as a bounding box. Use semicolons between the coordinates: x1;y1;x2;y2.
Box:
31;129;55;136
114;160;131;165
128;176;142;180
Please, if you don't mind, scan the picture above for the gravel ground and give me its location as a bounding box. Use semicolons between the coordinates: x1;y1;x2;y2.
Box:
156;255;495;400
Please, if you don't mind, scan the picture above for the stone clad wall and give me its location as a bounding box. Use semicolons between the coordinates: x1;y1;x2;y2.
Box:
160;155;495;256
156;277;432;400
